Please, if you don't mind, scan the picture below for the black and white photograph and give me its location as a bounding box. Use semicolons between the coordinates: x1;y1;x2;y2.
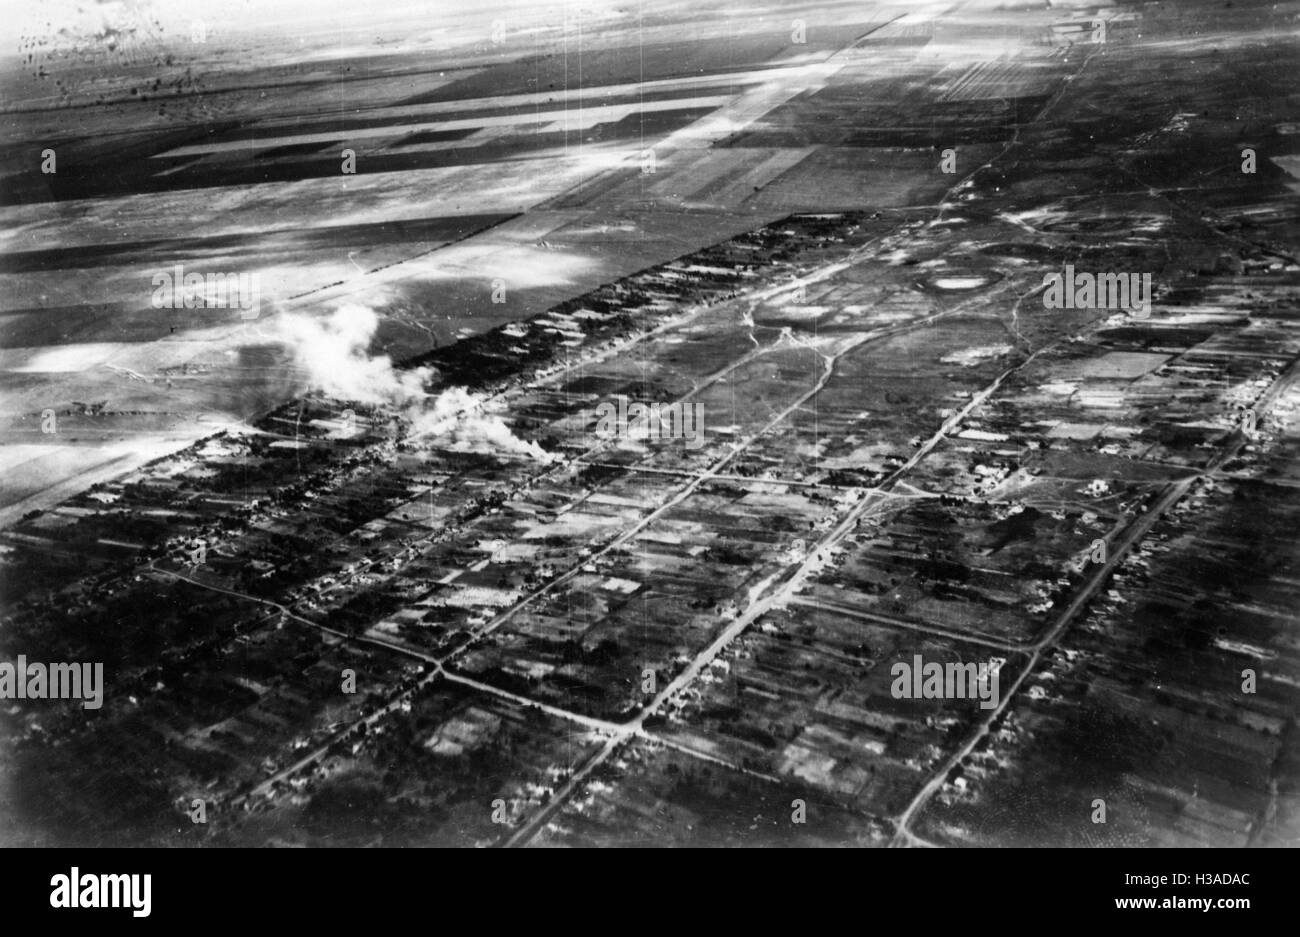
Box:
0;0;1295;883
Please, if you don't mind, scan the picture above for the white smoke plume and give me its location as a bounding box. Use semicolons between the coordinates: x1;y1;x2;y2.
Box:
278;304;552;463
409;386;554;463
278;304;432;406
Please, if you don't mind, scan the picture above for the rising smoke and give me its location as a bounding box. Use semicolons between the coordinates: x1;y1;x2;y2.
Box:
278;304;431;406
277;304;552;462
408;385;553;462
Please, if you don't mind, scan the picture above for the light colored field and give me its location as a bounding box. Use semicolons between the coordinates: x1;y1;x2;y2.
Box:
0;148;631;255
1059;351;1171;381
152;95;734;159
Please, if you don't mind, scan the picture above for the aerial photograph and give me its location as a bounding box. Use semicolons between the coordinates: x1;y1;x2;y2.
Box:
0;0;1297;853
